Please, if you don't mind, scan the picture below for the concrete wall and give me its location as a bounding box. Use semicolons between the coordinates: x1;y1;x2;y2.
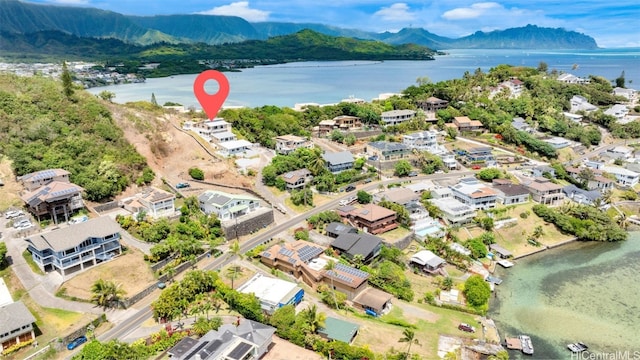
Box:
222;209;274;239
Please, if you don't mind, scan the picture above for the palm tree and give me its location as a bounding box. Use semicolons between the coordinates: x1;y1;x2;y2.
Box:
90;279;126;309
398;328;420;359
308;150;326;176
225;265;243;289
602;189;613;205
301;304;326;334
228;240;243;289
324;260;339;310
351;254;365;269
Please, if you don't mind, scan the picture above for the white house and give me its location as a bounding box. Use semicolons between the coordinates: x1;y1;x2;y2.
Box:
275;135;312;155
121;187;176;219
606;146;634;160
557;73;589;84
604;104;629;122
449;177;498;210
198;190;262;220
381;110;416;126
570;95;597;113
613;87;636;102
402;130;445;154
430;198;476;225
601;166;640;187
218;140;253;157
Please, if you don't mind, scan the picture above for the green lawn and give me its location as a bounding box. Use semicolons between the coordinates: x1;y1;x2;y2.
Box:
22;250;44;275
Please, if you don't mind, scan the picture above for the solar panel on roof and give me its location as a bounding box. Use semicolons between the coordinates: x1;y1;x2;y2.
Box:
360;210;369;215
33;170;57;180
51;188;78;197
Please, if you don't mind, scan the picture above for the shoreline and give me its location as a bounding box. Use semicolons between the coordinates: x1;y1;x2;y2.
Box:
512;236;579;260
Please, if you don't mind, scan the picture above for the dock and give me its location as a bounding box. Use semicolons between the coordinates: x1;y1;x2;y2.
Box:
497;259;514;268
505;337;521;350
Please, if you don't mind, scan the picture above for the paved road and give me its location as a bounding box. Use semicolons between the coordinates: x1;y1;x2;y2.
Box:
98;170;474;342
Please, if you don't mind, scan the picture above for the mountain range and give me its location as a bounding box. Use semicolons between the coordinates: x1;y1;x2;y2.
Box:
0;0;598;49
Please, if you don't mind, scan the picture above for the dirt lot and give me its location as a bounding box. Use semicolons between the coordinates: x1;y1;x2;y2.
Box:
106;103;253;196
262;336;323;360
0;157;24;211
60;249;157;300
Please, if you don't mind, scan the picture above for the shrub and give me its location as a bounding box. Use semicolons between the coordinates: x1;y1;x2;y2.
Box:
188;167;205;180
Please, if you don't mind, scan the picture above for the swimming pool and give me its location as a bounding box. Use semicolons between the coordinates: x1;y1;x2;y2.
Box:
415;225;443;237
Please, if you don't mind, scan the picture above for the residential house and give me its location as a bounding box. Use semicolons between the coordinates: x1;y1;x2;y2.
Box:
570;95;597;113
333;115;362;130
237;274;304;314
449;177;498;210
338;204;398;235
493;183;530;205
409;250;446;275
366;141;411;161
524;177;565;205
280;168;313;191
557;73;589;84
25;216;123;278
562;185;602;206
431;187;453;199
380;109;416;126
417;96;449;113
605;145;634;160
544;137;571;149
0;301;37;352
452;116;484;132
18;168;71;191
325;222;358;238
260;241;392;315
168;320;276;360
402;131;445;154
121;187;176;219
331;232;383;263
564;112;584;124
318;318;360;344
430;198;477;225
374;187;420;208
532;165;556;178
440;152;458;170
613;87;636;102
604;104;630;123
601;166;640;187
198;191;261;220
210;130;237;144
318;119;337;135
490;78;524;98
511;117;533;133
465;147;494;163
20;181;84;224
275;135;312;155
566;167;615;191
217;139;253;157
322;151;354;173
192;118;231;139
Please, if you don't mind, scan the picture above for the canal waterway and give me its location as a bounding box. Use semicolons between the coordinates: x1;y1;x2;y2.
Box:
489;233;640;359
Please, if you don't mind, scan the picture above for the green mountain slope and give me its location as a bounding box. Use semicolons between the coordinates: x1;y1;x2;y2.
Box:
450;25;598;49
129;15;260;44
0;0;176;45
376;28;453;49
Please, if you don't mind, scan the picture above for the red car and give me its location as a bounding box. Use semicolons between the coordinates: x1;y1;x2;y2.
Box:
458;323;476;333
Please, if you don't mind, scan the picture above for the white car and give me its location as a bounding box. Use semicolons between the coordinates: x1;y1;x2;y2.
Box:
13;219;31;228
15;223;33;231
68;216;89;225
5;210;23;219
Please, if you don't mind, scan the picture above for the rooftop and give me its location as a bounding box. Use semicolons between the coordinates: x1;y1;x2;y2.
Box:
331;232;382;259
198;190;258;207
347;203;396;222
26;216;122;252
0;301;36;335
322;151;354;165
318;317;360;343
237;274;300;305
19;168;70;182
367;141;409;152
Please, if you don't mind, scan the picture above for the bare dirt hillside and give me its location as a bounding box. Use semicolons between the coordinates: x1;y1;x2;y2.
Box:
105;103;252;194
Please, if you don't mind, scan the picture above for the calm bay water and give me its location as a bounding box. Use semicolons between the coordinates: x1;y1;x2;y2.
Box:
88;48;640;109
489;234;640;359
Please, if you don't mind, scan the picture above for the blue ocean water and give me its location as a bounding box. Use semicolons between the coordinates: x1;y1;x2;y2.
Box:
89;48;640;109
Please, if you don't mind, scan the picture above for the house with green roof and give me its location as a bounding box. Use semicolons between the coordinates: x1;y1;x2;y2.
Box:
318;317;360;344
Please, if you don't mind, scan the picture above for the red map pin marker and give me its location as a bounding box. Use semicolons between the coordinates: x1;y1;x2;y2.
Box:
193;70;230;120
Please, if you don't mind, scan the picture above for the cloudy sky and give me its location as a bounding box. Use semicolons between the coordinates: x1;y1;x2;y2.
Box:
26;0;640;47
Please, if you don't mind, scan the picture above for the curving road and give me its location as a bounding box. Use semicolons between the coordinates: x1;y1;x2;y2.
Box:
98;170;473;342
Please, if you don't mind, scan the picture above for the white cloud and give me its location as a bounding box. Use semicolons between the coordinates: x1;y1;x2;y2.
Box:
442;2;501;20
197;1;270;22
373;3;417;22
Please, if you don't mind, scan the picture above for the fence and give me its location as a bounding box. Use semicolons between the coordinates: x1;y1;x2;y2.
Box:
61;314;107;345
92;201;121;214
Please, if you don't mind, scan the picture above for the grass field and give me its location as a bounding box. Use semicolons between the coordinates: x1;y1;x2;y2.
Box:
60;250;157;301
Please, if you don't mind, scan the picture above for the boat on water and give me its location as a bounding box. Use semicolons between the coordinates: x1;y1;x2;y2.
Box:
568;342;588;353
518;335;534;355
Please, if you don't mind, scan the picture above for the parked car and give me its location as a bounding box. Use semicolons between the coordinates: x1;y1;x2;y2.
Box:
15;223;33;231
176;182;190;189
363;178;373;183
458;323;476;333
5;210;23;219
408;171;418;177
12;219;31;228
67;335;88;350
345;185;356;192
68;215;89;225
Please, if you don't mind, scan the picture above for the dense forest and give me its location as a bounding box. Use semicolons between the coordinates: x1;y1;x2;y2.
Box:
0;73;148;201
